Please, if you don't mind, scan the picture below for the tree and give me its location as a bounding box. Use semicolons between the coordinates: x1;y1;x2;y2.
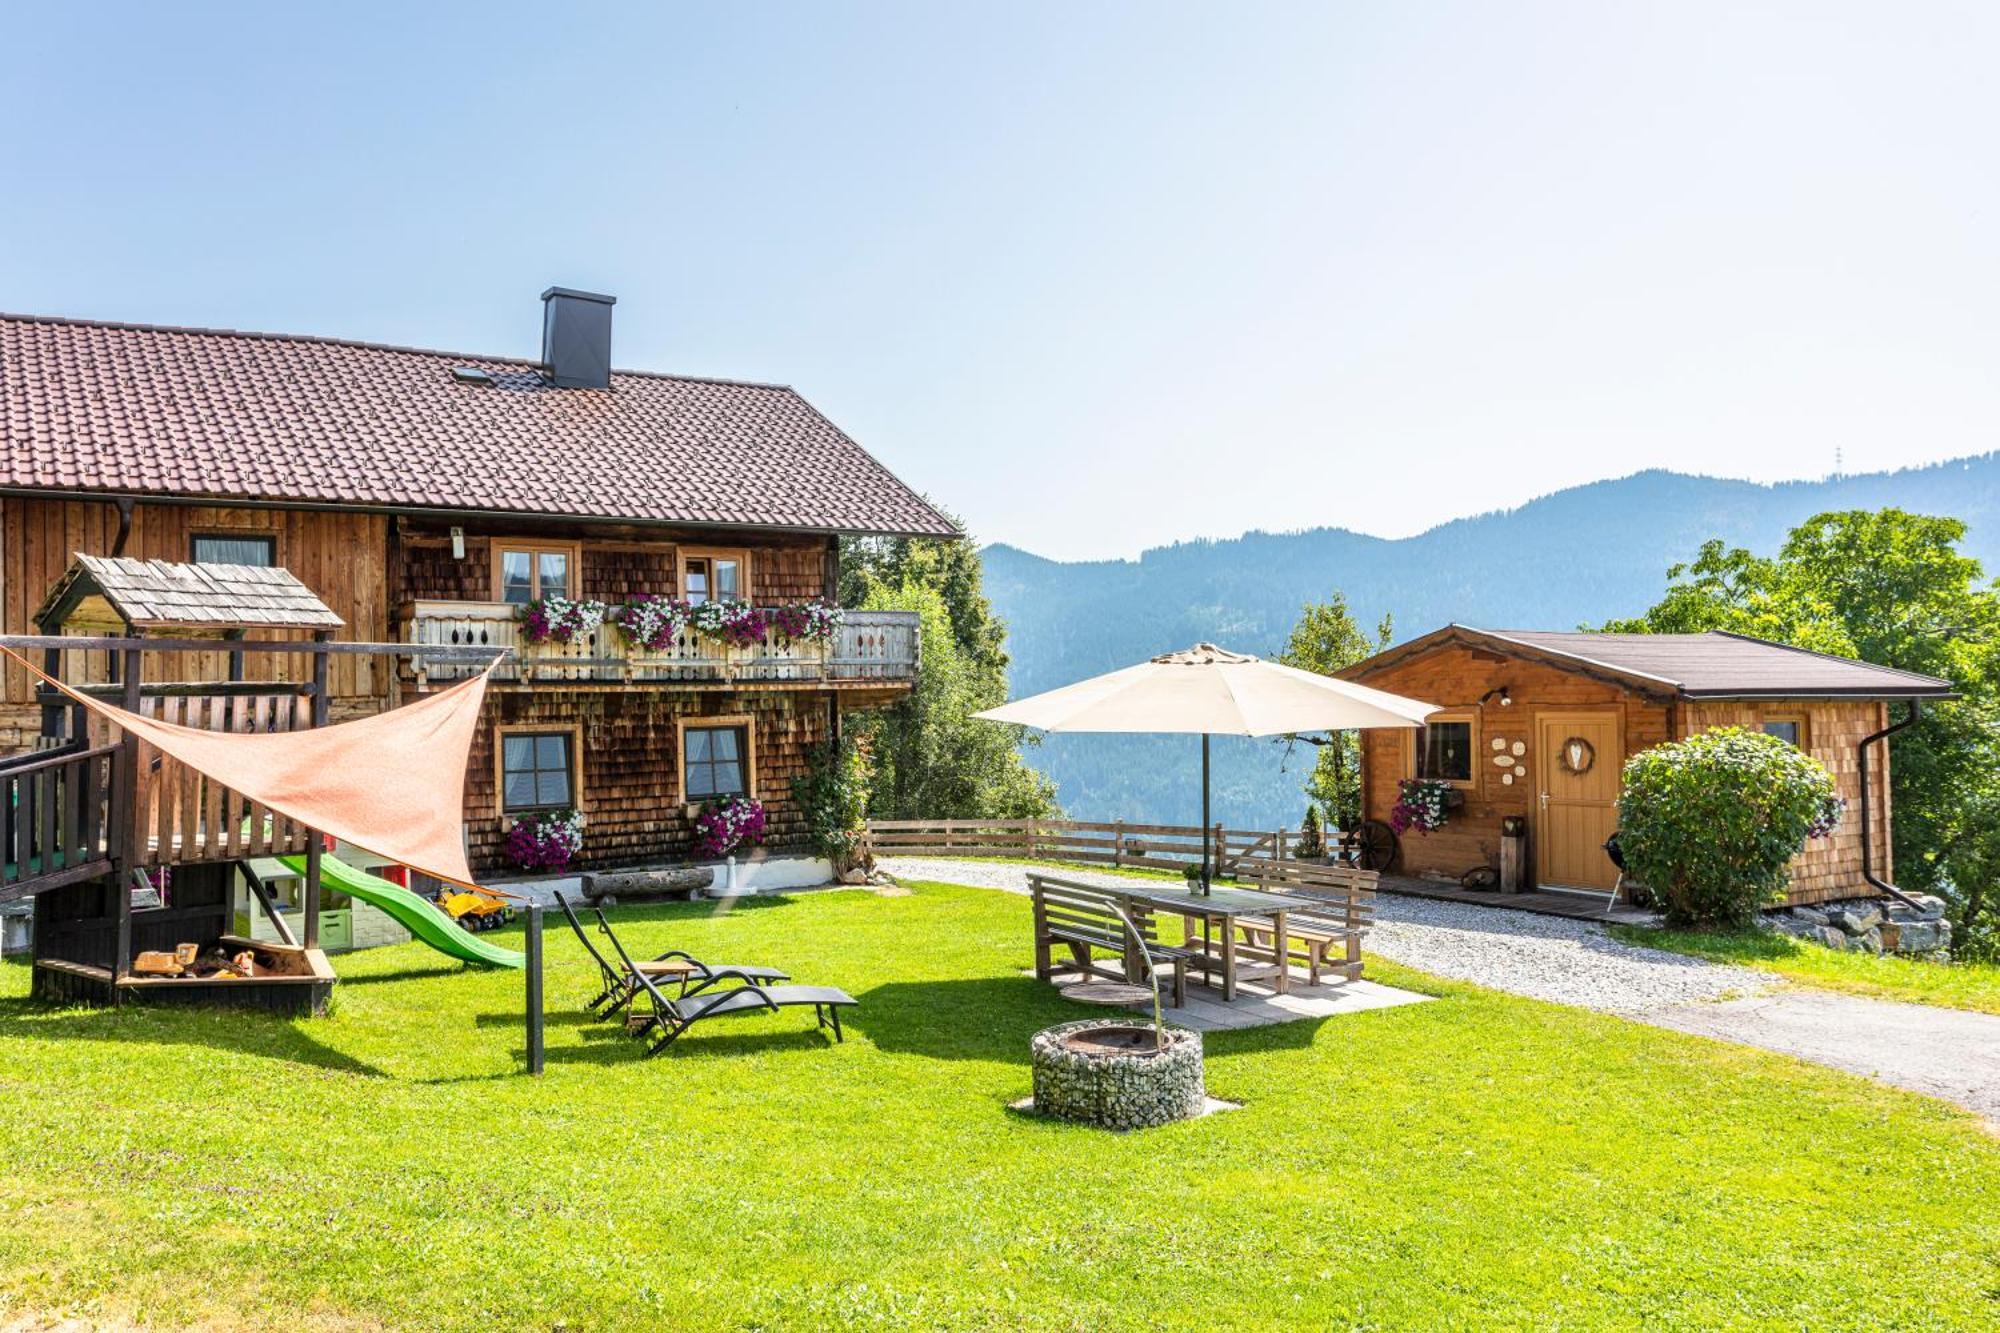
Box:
841;513;1059;821
1609;509;2000;958
1277;593;1393;830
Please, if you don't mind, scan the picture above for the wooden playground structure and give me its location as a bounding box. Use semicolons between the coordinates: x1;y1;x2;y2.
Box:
2;555;499;1014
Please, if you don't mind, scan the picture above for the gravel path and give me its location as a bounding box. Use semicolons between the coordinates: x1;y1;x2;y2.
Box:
880;856;2000;1122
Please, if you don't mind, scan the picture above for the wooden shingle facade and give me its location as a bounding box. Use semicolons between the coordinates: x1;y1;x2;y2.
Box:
0;299;945;880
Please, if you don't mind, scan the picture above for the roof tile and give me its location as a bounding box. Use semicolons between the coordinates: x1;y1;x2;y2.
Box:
0;313;956;537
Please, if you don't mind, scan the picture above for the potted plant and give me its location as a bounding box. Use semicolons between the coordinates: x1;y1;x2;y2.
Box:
505;808;585;871
516;597;607;647
1390;779;1452;835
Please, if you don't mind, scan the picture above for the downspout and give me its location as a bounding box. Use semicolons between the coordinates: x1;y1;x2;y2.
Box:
108;497;135;556
1858;701;1924;909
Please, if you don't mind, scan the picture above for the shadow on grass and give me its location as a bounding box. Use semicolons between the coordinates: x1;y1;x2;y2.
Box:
0;996;388;1078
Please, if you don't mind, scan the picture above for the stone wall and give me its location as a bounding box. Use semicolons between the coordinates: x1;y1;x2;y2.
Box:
1769;895;1952;960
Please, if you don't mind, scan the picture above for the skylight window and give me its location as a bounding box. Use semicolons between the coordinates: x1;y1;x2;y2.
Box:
451;366;494;385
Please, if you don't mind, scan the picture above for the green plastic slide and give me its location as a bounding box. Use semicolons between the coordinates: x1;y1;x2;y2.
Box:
278;852;524;969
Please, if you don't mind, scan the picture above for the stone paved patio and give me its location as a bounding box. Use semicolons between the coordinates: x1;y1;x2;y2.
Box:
1032;964;1432;1031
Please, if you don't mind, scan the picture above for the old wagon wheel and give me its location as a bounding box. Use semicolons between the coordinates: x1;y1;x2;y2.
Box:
1350;819;1399;872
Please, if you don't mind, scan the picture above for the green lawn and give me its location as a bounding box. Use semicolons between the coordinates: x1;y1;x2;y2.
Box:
1612;922;2000;1015
1;882;1995;1330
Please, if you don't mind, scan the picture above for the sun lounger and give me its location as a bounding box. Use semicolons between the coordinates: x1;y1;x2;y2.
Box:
599;917;857;1054
552;891;788;1012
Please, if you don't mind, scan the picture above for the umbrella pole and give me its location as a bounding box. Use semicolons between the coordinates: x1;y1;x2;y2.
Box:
1201;733;1212;896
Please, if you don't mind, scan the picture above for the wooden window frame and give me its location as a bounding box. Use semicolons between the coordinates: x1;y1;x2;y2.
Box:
494;722;585;817
676;714;758;809
1760;711;1811;750
189;531;279;567
1405;710;1479;789
680;547;754;604
490;540;582;604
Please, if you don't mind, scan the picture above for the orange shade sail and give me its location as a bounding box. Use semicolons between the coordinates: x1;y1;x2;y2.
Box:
4;646;495;889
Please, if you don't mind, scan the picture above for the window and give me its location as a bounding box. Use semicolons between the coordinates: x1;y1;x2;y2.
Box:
494;543;576;605
1414;717;1475;784
191;534;276;566
1762;716;1807;748
500;730;575;812
682;550;748;605
683;724;749;801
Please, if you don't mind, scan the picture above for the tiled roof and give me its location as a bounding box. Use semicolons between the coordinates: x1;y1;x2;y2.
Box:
39;554;345;630
1349;625;1955;699
0;312;957;537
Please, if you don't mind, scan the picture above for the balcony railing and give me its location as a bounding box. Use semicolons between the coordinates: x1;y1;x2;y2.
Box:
402;602;920;687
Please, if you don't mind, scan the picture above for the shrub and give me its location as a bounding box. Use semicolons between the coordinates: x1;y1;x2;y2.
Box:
1618;727;1836;928
792;735;875;871
1295;806;1326;859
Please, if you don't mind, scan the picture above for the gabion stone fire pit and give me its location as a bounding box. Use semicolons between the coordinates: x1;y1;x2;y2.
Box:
1030;1020;1205;1130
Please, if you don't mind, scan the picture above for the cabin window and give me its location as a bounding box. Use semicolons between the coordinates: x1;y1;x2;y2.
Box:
1762;716;1808;749
1413;716;1475;784
494;543;576;605
500;730;575;813
191;534;275;567
682;722;752;802
682;550;748;605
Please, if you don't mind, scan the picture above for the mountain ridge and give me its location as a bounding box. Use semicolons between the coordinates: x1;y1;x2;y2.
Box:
981;452;2000;829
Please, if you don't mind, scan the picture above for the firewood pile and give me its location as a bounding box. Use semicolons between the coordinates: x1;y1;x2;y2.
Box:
132;942;279;980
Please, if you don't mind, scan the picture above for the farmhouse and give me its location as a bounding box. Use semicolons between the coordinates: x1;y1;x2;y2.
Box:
1342;625;1955;905
0;291;950;887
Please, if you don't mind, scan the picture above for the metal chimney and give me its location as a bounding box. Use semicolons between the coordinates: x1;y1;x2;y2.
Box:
539;287;616;389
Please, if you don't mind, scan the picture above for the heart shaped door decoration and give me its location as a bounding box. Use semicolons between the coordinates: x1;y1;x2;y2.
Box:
1559;736;1596;775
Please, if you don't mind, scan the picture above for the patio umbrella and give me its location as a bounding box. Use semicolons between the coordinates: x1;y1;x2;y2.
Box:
974;643;1436;892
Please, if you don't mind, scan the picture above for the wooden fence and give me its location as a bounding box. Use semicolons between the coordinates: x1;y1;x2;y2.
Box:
864;818;1299;874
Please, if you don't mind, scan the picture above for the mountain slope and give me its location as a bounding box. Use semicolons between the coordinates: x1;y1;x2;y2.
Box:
984;454;2000;829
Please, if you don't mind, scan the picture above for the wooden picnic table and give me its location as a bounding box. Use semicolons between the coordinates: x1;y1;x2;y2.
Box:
1095;882;1300;1001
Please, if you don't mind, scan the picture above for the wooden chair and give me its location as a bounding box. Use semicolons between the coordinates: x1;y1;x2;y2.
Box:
1229;857;1377;985
1028;874;1202;1007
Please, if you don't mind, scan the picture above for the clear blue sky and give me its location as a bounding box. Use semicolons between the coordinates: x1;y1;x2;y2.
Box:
5;3;1995;559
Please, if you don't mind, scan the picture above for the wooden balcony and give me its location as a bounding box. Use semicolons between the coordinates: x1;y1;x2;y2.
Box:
400;602;921;689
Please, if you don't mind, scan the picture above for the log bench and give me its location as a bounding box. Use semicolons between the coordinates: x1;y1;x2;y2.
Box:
1228;858;1377;985
1028;874;1203;1007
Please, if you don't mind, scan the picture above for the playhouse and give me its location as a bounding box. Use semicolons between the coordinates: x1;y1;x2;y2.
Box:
4;555;500;1013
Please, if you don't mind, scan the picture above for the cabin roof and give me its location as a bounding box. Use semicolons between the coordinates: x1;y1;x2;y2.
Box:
1345;624;1956;701
35;554;345;632
0;312;958;539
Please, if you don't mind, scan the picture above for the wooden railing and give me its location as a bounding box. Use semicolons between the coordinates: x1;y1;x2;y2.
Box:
126;689;318;865
864;818;1300;874
402;602;920;687
0;742;118;902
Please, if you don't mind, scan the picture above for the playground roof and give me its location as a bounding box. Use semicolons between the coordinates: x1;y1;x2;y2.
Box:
35;554;346;632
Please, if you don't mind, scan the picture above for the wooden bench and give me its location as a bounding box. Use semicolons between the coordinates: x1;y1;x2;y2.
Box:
1228;858;1377;985
1028;874;1203;1007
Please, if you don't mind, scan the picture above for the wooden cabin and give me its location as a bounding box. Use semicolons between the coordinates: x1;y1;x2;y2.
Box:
0;292;949;882
1341;625;1955;905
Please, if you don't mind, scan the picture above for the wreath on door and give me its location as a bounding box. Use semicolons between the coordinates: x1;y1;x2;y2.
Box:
1558;736;1596;775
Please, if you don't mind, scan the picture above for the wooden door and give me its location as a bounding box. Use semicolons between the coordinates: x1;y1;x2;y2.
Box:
1534;710;1622;892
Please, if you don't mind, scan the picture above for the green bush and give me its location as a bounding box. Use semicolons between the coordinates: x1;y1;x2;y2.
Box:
791;734;875;871
1296;806;1326;859
1618;727;1836;928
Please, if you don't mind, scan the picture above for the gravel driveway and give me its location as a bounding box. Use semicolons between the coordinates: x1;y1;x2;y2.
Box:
879;856;2000;1123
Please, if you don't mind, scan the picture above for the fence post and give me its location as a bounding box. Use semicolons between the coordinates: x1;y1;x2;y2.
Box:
1213;822;1226;874
1113;819;1126;869
524;905;545;1076
1277;827;1288;862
